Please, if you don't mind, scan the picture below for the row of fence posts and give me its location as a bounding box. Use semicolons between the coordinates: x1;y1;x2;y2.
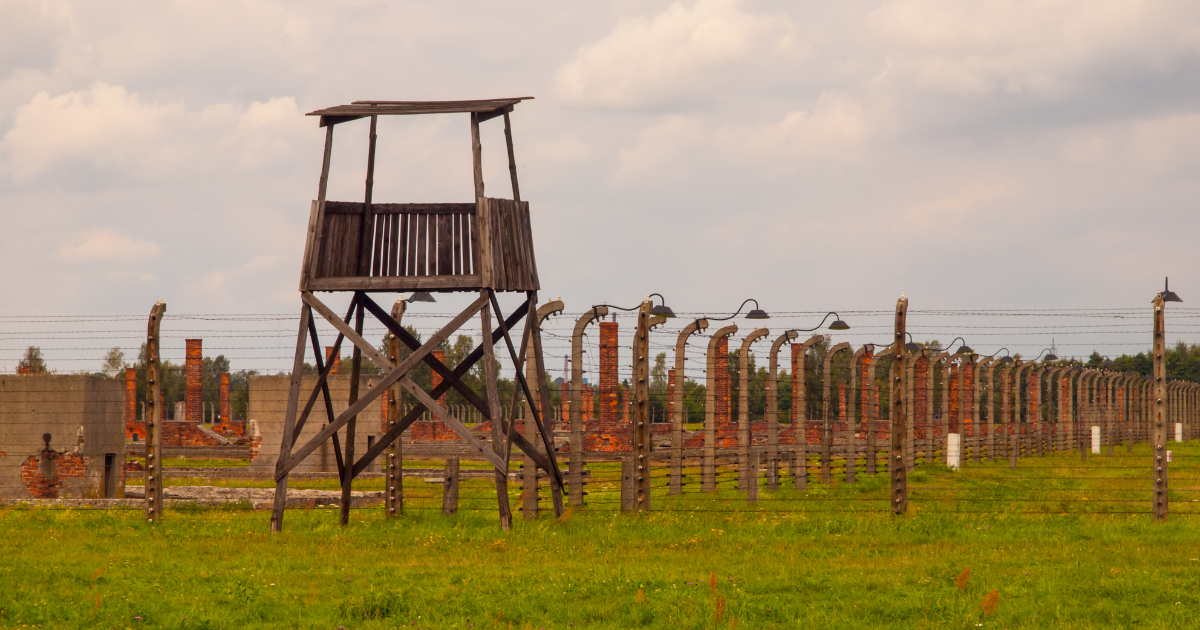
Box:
132;292;1193;522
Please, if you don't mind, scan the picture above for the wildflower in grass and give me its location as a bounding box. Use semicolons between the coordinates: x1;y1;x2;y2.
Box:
710;571;717;598
981;589;1000;616
635;588;645;604
713;595;727;623
957;567;971;592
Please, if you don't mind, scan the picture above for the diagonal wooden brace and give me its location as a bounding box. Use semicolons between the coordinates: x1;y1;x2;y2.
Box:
490;292;565;488
277;292;487;479
349;304;533;476
360;293;513;421
304;292;507;472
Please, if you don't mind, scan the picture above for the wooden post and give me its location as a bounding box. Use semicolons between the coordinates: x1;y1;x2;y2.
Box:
748;449;760;504
766;331;796;490
339;299;365;527
144;300;166;522
738;328;769;490
791;335;823;489
620;457;635;512
906;359;916;471
481;295;512;529
384;299;405;517
443;457;460;516
1153;294;1169;521
570;307;607;505
822;342;850;484
891;295;909;516
704;325;737;492
630;299;660;512
672;319;707;494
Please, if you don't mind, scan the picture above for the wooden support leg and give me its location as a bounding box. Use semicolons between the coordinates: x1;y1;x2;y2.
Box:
271;303;312;532
480;292;513;529
340;299;365;527
443;457;460;516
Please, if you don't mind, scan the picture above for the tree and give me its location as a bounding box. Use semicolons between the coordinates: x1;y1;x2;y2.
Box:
101;347;126;377
649;352;668;421
18;346;48;374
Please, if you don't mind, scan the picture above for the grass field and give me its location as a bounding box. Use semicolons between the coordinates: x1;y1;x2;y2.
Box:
5;443;1200;629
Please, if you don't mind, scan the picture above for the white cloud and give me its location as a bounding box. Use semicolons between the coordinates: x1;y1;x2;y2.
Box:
556;0;800;108
56;229;161;262
0;83;308;183
864;0;1200;96
0;0;72;78
613;91;869;185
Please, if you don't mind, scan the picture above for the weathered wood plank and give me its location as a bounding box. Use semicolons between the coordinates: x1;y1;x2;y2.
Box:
324;201;477;215
437;213;452;275
305;274;482;292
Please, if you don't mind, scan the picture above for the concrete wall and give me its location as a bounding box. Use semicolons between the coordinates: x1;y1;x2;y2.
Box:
0;375;126;500
247;374;384;476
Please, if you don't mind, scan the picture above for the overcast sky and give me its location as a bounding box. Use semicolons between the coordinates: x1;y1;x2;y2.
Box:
3;0;1200;371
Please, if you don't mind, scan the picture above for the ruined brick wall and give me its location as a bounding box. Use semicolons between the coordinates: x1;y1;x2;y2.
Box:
20;452;89;499
0;375;125;499
713;336;736;447
325;348;341;374
219;372;230;423
431;349;446;406
125;367;140;440
598;322;618;423
185;339;202;424
914;357;929;440
582;384;593;422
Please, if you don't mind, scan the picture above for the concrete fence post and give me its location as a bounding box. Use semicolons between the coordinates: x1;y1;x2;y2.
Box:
569;306;607;506
975;357;993;462
672;318;708;494
1153;293;1169;521
890;295;910;516
822;342;851;484
738;328;769;491
847;345;869;483
867;346;893;475
144;300;166;523
791;335;823;489
384;299;406;517
704;325;737;492
766;330;798;490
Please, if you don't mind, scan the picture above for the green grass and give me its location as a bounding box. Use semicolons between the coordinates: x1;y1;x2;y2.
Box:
6;443;1200;628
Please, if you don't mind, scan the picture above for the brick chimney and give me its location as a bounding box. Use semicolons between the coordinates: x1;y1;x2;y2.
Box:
185;339;202;423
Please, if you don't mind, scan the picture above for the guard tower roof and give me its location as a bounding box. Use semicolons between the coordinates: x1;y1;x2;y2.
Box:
307;97;533;127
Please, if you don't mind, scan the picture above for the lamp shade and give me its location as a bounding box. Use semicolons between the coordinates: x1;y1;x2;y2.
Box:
650;304;677;318
828;319;850;331
405;291;436;303
745;308;770;320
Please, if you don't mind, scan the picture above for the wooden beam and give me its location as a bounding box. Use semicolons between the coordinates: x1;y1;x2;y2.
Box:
349;303;531;477
305;274;482;292
360;293;505;418
270;302;312;532
277;294;487;478
476;104;513;124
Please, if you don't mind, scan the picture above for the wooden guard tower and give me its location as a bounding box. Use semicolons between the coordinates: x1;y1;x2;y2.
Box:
270;98;564;531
